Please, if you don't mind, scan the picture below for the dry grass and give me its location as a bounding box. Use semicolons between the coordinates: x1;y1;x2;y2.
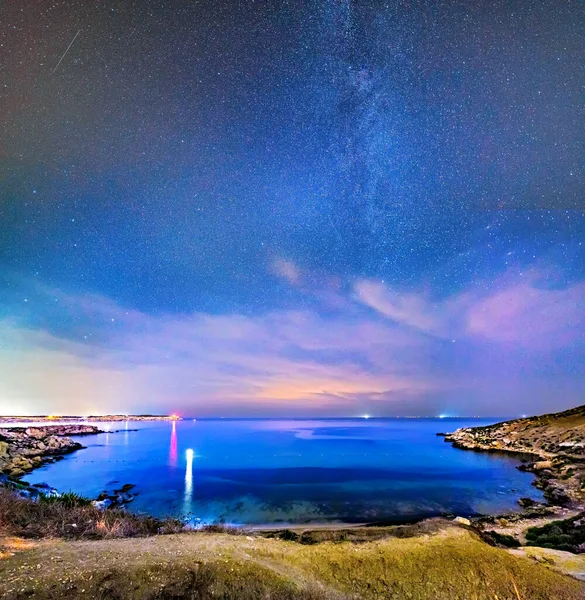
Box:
0;488;184;540
253;527;585;599
1;526;584;599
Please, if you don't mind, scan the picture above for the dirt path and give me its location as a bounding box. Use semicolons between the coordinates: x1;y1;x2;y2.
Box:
486;508;582;543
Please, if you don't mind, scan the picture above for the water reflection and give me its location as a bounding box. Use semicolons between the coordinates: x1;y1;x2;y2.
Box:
169;421;178;467
184;448;194;513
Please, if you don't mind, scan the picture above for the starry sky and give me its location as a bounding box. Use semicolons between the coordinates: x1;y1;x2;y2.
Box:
1;0;584;417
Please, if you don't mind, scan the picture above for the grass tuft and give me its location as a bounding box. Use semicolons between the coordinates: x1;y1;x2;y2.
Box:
0;487;184;539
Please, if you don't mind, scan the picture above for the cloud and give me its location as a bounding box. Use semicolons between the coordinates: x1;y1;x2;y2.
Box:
2;264;584;416
354;279;444;334
354;268;585;350
0;287;444;416
271;258;302;286
466;279;585;349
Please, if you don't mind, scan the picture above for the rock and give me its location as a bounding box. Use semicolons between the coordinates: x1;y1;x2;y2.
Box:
92;498;113;510
0;424;100;478
544;486;571;506
32;482;51;491
518;497;537;508
533;460;553;471
114;483;136;493
32;483;60;497
453;516;471;526
118;492;134;503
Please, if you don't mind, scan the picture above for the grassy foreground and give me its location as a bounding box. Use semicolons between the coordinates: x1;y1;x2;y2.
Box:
1;524;584;599
0;488;184;539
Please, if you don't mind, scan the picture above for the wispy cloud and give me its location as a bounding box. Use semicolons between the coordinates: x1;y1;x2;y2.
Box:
354;268;585;350
1;264;584;416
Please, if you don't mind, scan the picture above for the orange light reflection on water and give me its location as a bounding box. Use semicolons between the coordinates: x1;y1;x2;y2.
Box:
169;420;177;467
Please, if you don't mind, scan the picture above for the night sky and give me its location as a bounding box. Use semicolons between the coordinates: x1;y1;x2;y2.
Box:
1;0;584;417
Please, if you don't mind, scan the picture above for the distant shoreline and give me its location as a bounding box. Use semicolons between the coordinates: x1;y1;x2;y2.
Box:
0;415;182;423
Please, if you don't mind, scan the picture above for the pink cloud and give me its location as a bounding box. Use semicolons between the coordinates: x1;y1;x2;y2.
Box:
355;268;585;350
3;265;584;416
466;280;585;349
354;279;444;334
271;258;302;286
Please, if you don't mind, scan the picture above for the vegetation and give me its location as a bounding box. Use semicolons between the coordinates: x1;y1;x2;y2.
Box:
2;485;585;598
1;527;584;599
526;514;585;553
0;487;184;540
483;530;521;548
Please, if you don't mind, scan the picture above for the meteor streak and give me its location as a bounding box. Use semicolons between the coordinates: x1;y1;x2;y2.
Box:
52;29;81;74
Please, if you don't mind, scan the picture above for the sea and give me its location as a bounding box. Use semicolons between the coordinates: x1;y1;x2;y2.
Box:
22;418;543;526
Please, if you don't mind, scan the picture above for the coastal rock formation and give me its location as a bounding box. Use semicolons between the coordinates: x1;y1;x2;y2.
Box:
0;415;181;423
0;424;101;478
444;405;585;506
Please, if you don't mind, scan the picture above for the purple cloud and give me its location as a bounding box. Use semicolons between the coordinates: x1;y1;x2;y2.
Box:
1;264;583;416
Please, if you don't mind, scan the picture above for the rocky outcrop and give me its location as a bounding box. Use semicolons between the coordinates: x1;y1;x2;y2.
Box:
0;424;101;478
0;415;181;423
443;405;585;508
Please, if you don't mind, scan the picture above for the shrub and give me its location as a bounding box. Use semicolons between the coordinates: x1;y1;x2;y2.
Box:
0;487;184;539
525;513;585;553
39;491;92;508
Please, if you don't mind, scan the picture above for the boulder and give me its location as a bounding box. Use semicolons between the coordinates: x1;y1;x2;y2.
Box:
114;483;136;493
544;486;571;506
33;483;60;497
518;497;537;508
25;428;48;440
453;516;471;526
92;498;113;510
533;460;553;470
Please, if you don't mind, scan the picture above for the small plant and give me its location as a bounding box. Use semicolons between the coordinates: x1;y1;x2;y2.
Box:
39;491;92;508
484;531;521;548
279;529;299;542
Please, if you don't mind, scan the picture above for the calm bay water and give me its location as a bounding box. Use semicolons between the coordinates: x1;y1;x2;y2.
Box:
30;418;542;525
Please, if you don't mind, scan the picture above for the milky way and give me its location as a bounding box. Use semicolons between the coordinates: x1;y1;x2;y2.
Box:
1;1;584;416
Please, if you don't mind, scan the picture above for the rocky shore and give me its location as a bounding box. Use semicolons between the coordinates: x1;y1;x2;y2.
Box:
443;404;585;509
0;414;181;423
0;424;102;478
